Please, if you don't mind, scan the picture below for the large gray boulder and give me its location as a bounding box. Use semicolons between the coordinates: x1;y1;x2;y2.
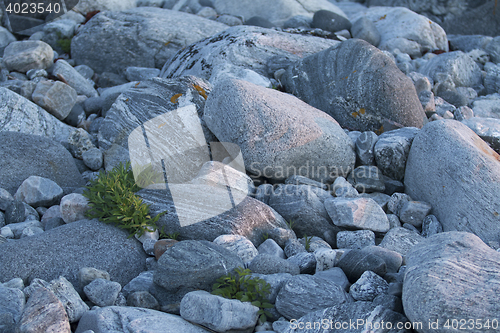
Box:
75;306;211;333
404;120;500;244
268;184;339;246
153;240;244;296
461;117;500;153
418;51;483;89
275;274;350;320
441;1;500;37
74;0;137;13
0;219;147;293
0;132;84;196
350;6;448;57
138;189;294;248
160;25;339;86
71;7;228;74
98;76;214;152
0;88;75;143
282;39;425;132
204;78;355;183
404;232;500;333
212;0;347;26
283;301;411;333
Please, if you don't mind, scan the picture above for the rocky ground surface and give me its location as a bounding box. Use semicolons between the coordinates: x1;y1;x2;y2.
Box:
1;0;500;332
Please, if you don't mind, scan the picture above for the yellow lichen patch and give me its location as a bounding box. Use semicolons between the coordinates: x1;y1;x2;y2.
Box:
359;108;366;115
375;125;384;135
135;82;141;87
352;70;357;74
379;14;386;20
193;84;208;99
125;98;129;102
170;93;182;104
429;20;432;24
158;122;167;129
164;41;171;46
494;211;499;217
351;112;359;118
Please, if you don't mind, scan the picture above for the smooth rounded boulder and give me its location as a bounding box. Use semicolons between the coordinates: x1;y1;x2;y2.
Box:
204;78;355;183
404;232;500;333
281;39;426;132
404;120;500;243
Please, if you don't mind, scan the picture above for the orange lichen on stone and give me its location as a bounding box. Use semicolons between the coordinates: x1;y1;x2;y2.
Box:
170;93;182;103
379;14;387;20
193;84;207;99
375;125;384;135
359;108;366;115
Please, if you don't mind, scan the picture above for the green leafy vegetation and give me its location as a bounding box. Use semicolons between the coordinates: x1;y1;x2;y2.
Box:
261;232;269;242
57;38;72;54
286;219;296;230
212;267;274;324
83;162;165;237
158;227;180;240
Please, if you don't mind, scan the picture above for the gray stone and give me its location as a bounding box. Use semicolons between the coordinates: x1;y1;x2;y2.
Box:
84;278;122;307
26;69;47;80
51;60;98;98
2;278;24;289
153;240;244;294
0;220;147;294
351;166;385;193
404;232;500;333
275;274;349;320
250;273;292;303
3;41;54;73
448;34;493;53
283;301;411;333
245;16;275;28
65;103;86;127
161;25;338;86
282;39;425;132
405;120;500;243
0;188;14;211
312;10;351;32
14;176;63;208
331;176;358;198
213;234;259;263
139;189;294;248
23;202;39;221
41;19;76;54
325;197;389;233
421;215;443;238
0;89;75;144
434;96;456;117
472;94;500;119
285;175;327;190
72;7;227;74
212;0;346;26
283;15;312;29
351;17;381;46
0;26;16;56
180;290;259;332
359;192;391;210
249;254;300;275
204;78;355;183
441;1;500;37
4;200;25;224
0;212;4;228
286;252;316;274
284;238;306;258
20;226;44;238
255;184;273;205
387;193;412;216
355;131;378;165
314;267;350;292
127;291;159;310
8;220;42;239
350;271;389;301
216;14;243;26
462;117;500;153
373;294;403;314
398;201;432;227
379;227;424;257
0;226;13;239
49;276;89;323
17;287;70;333
79;267;111;290
40;205;62;223
122;271;154;297
82;148;103;171
362;246;402;274
268;185;339;247
258;238;285;259
336;230;376;250
67;128;96;159
75;306;211;333
98;76;213;155
337;249;387;283
419;51;483;89
23;278;50;299
300;236;331;253
60;193;89;223
351;6;447;57
0;285;25;330
97;72;128;88
374;127;420;181
74;65;94;80
314;248;345;273
125;67;161;82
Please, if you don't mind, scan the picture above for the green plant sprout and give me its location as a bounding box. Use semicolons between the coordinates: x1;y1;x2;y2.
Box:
83;162;166;237
303;234;313;251
212;267;274;324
